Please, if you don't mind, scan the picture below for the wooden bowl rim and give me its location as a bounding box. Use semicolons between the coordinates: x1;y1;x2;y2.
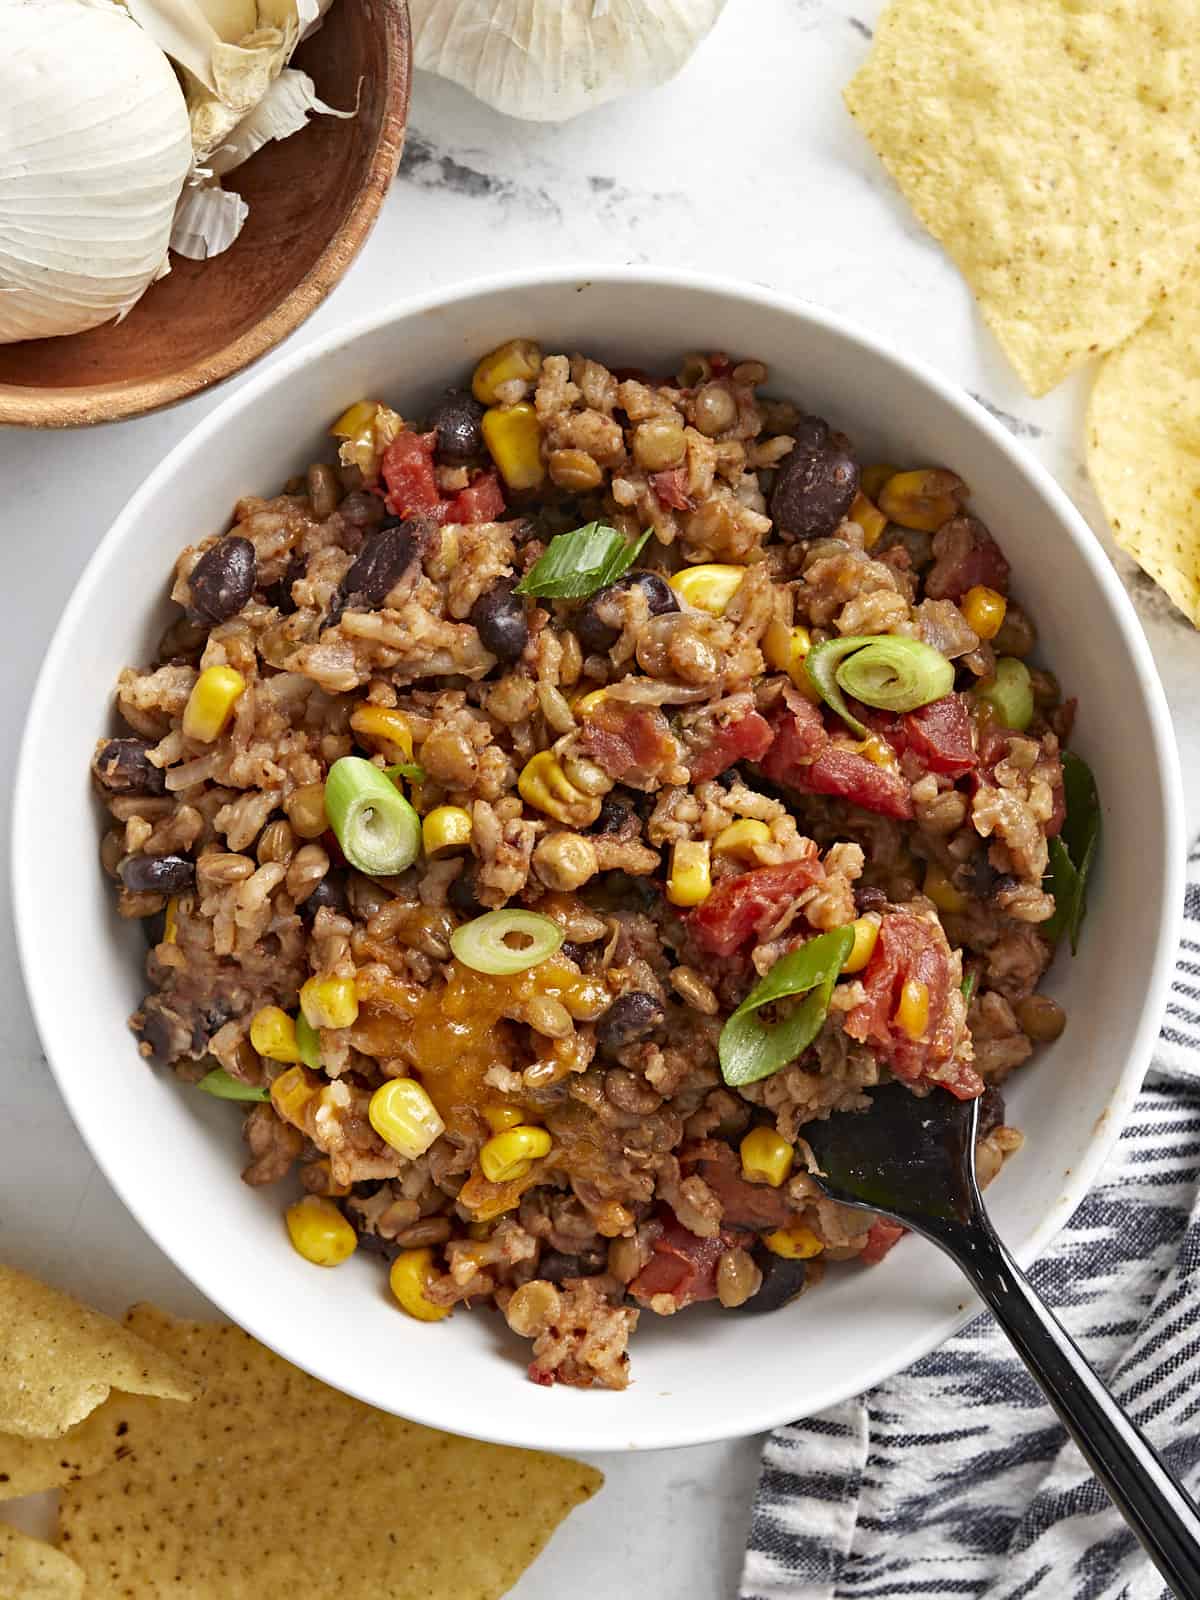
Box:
0;0;411;430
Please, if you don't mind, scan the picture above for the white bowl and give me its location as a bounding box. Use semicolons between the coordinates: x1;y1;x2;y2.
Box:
14;268;1184;1454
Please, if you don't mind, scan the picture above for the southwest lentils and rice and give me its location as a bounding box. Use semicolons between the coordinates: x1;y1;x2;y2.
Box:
92;340;1087;1390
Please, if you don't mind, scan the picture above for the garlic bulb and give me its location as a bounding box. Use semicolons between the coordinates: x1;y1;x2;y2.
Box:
0;0;192;344
409;0;727;122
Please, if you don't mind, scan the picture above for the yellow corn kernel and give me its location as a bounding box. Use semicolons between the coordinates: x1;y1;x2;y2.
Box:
481;402;545;490
182;665;246;743
285;1196;357;1267
877;468;966;533
307;1157;351;1198
572;688;609;715
270;1065;320;1127
299;974;359;1031
422;805;473;858
250;1005;302;1064
841;915;880;974
962;584;1008;641
860;462;898;501
428;526;459;580
667;839;712;907
163;897;180;945
390;1248;451;1322
740;1126;795;1188
518;750;602;828
472;338;542;405
849;491;888;549
669;563;745;616
480;1124;552;1184
482;1103;527;1134
924;861;969;915
763;619;819;698
896;978;930;1040
369;1078;445;1159
330;399;379;438
349;704;414;760
714;819;773;863
763;1225;823;1260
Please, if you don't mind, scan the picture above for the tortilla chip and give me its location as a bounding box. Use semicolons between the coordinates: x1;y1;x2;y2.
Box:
0;1267;200;1439
0;1394;147;1501
844;0;1200;395
0;1524;84;1600
1087;272;1200;625
59;1307;602;1600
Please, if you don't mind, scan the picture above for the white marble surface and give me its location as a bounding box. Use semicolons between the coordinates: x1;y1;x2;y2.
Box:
2;2;1198;1594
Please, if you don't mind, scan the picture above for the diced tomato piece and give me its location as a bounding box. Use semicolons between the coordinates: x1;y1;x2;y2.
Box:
689;709;774;783
902;695;977;778
798;745;915;821
860;1219;906;1265
925;516;1011;601
381;431;442;520
527;1363;556;1387
759;691;914;820
690;853;824;958
628;1211;754;1311
681;1140;794;1230
581;702;676;787
444;469;506;525
651;468;693;511
843;911;981;1097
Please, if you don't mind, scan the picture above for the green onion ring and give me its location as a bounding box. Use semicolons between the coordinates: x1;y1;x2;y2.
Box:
450;909;564;976
295;1012;322;1071
197;1067;269;1102
806;635;955;738
324;756;421;876
975;656;1034;732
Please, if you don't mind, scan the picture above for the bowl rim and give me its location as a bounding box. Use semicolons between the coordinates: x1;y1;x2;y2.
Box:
14;264;1186;1450
0;0;412;431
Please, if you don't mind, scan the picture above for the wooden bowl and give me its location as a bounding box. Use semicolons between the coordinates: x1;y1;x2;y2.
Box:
0;0;410;429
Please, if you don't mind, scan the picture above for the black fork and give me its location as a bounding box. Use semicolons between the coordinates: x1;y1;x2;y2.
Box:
804;1082;1200;1599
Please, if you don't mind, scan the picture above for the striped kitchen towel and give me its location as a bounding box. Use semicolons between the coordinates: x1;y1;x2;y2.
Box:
740;852;1200;1600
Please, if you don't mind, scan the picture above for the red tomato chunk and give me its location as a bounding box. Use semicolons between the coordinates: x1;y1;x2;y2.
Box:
759;693;913;821
860;1219;907;1265
382;433;506;525
688;709;774;783
689;854;824;958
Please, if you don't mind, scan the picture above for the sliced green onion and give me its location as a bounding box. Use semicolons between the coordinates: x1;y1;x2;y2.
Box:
960;969;978;1006
295;1012;322;1071
718;927;855;1088
975;657;1033;732
324;756;421;876
384;761;426;785
450;909;564;975
197;1068;269;1102
514;521;652;599
805;635;954;739
1044;751;1100;954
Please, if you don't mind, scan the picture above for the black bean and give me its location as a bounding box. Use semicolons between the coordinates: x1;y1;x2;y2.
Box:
977;1086;1006;1142
968;853;999;900
144;907;167;945
262;551;306;615
93;738;166;797
448;862;484;916
428;388;485;463
739;1251;808;1314
338;489;387;534
560;941;588;966
119;854;195;894
186;536;257;625
596;990;666;1056
576;570;678;655
769;414;860;542
299;869;349;922
853;884;888;915
470;576;529;664
189;997;233;1055
594;795;634;836
134;1007;175;1064
330;520;419;624
355;1229;401;1262
991;872;1020;902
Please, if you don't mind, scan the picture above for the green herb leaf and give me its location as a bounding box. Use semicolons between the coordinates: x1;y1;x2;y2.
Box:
960;969;978;1006
718;927;855;1088
805;635;954;739
197;1068;269;1102
384;761;426;784
1044;751;1100;953
514;522;652;600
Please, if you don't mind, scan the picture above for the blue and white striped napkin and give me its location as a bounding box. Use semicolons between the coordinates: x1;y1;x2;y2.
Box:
740;846;1200;1600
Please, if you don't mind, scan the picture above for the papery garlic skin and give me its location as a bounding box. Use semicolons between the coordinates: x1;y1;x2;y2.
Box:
0;0;193;343
409;0;727;122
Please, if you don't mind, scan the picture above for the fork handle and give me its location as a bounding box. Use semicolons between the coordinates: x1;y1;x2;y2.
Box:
935;1211;1200;1599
